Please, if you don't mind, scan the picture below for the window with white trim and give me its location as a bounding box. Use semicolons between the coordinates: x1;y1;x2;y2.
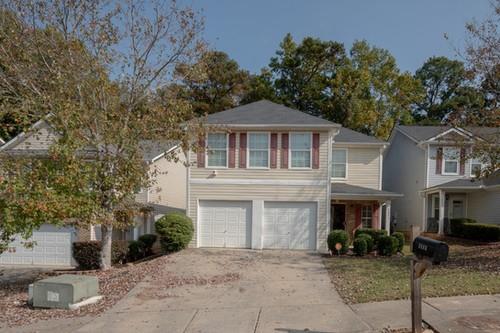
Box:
361;205;372;228
470;157;483;177
248;133;269;168
290;133;311;168
207;133;227;167
442;147;459;175
332;149;347;179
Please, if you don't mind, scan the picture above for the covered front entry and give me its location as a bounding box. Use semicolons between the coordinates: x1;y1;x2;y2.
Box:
330;183;403;237
263;201;317;250
198;200;252;248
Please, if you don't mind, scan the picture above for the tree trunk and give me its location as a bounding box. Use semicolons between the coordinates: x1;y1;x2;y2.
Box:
100;223;113;270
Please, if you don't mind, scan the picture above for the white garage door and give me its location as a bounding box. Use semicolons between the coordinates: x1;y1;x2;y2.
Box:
263;202;317;250
0;224;73;266
199;200;252;248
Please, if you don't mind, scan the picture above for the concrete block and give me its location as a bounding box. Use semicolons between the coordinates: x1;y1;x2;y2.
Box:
33;274;99;309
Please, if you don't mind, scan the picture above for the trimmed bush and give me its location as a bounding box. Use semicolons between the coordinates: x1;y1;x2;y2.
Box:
138;234;157;256
73;241;102;270
155;213;194;252
378;235;398;256
392;232;405;252
353;238;368;256
111;240;129;265
356;233;374;252
451;218;500;242
354;228;387;247
327;230;349;254
128;240;145;261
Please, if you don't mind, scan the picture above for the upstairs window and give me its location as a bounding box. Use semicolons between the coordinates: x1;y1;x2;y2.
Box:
207;133;227;167
442;147;459;175
290;133;311;168
248;133;269;168
361;205;372;228
332;149;347;179
470;158;483;177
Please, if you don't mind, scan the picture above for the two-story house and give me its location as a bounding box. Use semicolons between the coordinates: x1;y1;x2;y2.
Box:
383;125;500;235
187;100;401;251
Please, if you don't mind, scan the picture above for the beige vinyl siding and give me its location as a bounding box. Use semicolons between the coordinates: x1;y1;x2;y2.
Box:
188;183;329;250
190;130;329;180
148;149;187;210
333;146;381;190
467;189;500;225
13;122;58;150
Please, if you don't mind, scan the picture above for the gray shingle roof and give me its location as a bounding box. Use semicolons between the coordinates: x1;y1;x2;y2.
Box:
139;140;178;161
397;125;499;142
331;183;403;198
426;171;500;189
334;128;386;144
206;100;339;127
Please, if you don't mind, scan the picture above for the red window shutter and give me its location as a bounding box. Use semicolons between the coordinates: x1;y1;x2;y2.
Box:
270;133;278;168
459;148;466;175
239;133;247;168
228;133;236;168
281;133;289;169
312;133;320;169
436;147;443;174
197;137;205;168
355;205;362;229
372;203;379;229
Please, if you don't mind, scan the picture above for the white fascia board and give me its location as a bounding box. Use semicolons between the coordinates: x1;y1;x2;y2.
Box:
150;145;181;163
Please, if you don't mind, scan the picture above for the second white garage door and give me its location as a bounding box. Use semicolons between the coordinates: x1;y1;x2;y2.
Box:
199;200;252;248
263;202;317;250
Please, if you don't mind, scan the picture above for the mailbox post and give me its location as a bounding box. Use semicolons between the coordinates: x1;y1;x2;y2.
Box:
411;236;449;333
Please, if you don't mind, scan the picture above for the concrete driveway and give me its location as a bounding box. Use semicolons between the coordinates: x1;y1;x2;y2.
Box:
11;249;371;333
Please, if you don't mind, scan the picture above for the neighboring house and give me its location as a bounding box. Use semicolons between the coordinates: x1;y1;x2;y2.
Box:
186;100;400;252
0;120;186;266
384;125;500;235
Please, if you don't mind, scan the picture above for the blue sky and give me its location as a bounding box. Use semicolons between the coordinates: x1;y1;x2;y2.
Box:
185;0;493;74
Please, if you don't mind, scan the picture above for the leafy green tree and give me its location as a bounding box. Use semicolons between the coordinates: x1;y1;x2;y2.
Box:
240;69;279;104
413;56;484;123
0;0;205;269
172;50;250;115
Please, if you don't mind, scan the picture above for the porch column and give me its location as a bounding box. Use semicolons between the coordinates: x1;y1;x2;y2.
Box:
438;190;445;235
385;201;391;234
133;225;139;240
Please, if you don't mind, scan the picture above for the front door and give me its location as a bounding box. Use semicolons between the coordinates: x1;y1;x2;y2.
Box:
451;199;464;218
331;204;346;231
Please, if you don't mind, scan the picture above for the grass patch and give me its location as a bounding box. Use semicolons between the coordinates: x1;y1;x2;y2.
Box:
324;238;500;304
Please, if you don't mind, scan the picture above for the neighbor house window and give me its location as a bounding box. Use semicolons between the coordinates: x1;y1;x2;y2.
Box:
361;205;372;228
248;133;269;168
207;133;227;167
332;149;347;179
290;133;311;168
470;158;483;177
442;147;459;175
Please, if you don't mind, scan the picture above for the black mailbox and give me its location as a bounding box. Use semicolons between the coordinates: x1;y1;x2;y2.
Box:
412;236;449;264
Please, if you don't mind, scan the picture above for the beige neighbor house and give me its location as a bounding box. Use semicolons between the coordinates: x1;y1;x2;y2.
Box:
383;125;500;235
0;119;187;266
187;100;401;252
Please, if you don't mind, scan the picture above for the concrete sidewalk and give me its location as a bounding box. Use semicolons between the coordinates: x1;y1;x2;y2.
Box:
352;294;500;332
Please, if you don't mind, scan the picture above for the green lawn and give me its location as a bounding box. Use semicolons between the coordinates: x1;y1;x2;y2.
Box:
323;239;500;304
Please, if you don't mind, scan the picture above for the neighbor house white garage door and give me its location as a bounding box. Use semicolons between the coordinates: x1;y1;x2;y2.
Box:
0;224;74;266
263;202;317;250
199;200;252;248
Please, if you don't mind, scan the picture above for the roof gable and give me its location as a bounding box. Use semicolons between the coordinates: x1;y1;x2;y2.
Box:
206;100;339;127
396;125;498;143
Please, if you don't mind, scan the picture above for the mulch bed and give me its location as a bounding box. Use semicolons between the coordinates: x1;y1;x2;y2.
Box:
0;255;170;328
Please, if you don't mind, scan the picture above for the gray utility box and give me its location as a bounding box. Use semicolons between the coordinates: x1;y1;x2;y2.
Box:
33;274;99;309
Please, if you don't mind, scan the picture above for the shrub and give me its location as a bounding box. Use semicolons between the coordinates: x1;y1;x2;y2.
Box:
327;230;349;254
73;241;102;270
451;218;500;242
378;236;398;256
356;234;374;252
353;238;367;256
128;240;145;261
138;234;157;256
111;240;129;265
354;228;387;247
155;213;194;252
392;232;405;252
